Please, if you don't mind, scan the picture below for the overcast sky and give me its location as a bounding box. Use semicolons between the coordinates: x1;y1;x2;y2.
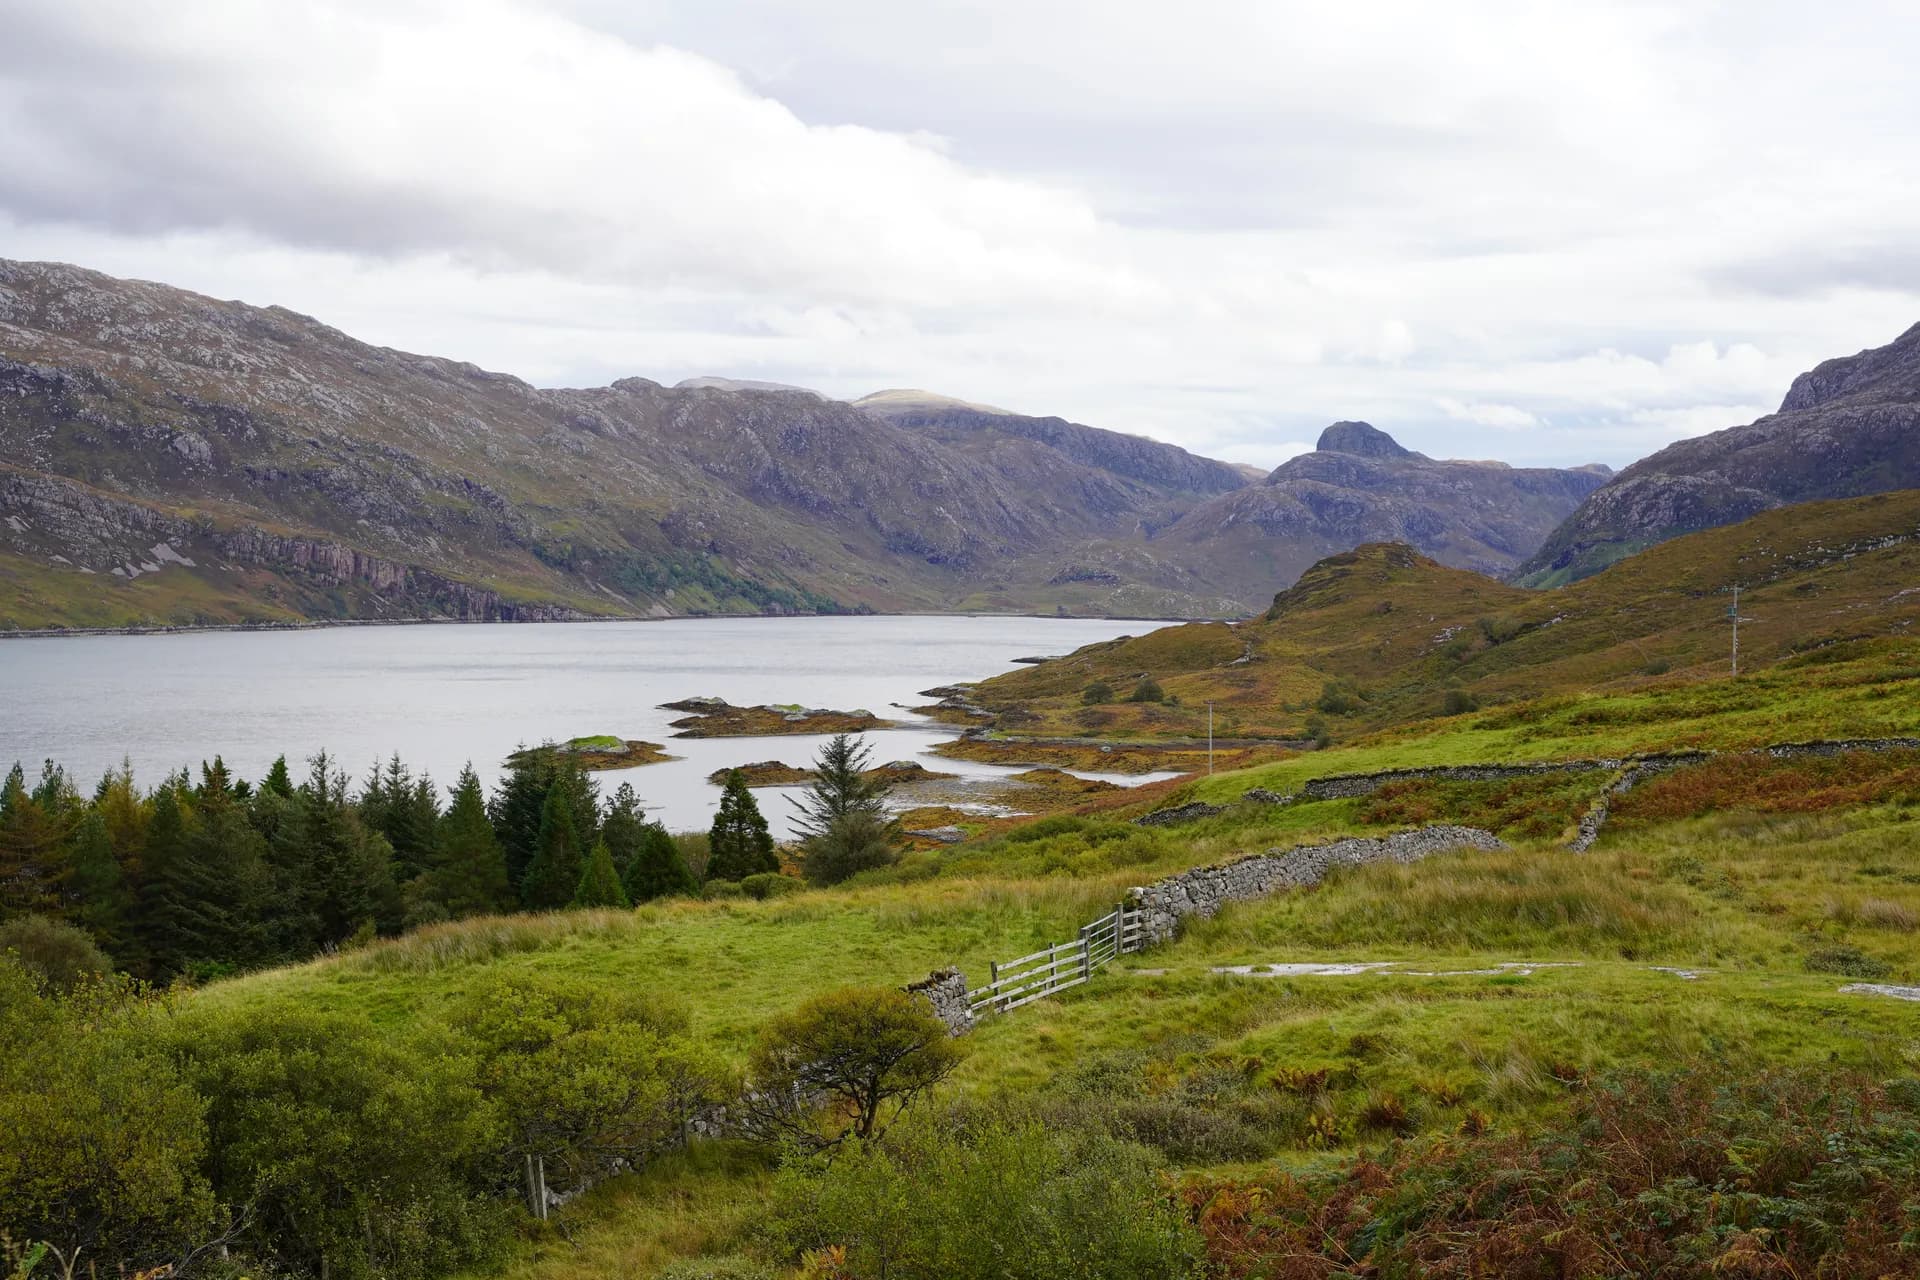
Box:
3;0;1917;469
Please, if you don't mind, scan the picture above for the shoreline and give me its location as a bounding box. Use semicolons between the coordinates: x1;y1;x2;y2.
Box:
0;608;1210;641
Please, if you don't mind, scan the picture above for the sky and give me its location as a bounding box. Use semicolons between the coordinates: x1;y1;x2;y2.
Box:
2;1;1917;470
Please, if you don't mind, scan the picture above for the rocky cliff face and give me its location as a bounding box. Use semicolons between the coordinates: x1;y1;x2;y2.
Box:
1517;323;1920;586
1145;423;1609;593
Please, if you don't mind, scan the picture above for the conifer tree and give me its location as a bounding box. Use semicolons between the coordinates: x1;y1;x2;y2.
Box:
572;838;629;908
259;755;294;799
360;754;439;880
520;783;585;909
132;782;190;977
490;750;600;887
708;771;777;882
64;809;132;956
600;782;648;872
0;763;67;919
273;753;400;950
791;734;890;842
622;822;699;902
423;766;512;919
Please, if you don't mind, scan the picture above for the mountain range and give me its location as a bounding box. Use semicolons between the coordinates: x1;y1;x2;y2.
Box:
1516;321;1920;585
0;258;1611;629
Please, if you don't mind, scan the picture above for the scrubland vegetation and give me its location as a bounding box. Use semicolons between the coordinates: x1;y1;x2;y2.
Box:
5;497;1920;1279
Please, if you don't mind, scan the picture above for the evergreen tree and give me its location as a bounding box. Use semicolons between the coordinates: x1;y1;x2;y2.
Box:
92;761;150;880
600;782;648;872
801;808;899;886
708;771;777;882
259;755;295;799
0;762;71;919
132;782;190;977
489;749;600;887
64;809;132;957
274;753;400;950
519;783;585;909
135;761;275;978
621;823;698;902
572;838;629;908
360;754;439;881
421;766;512;920
791;734;890;842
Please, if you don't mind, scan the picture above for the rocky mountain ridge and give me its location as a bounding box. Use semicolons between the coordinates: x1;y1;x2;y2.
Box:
1143;422;1611;590
0;257;1604;630
1517;322;1920;585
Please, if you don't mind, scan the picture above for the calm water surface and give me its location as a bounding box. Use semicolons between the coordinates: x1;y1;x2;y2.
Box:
0;615;1173;836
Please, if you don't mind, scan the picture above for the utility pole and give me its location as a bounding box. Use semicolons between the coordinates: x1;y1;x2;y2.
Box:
1730;585;1739;675
1207;701;1214;776
1727;585;1758;675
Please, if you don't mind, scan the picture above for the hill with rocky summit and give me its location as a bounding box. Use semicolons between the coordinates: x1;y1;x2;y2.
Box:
1143;421;1610;592
1516;322;1920;586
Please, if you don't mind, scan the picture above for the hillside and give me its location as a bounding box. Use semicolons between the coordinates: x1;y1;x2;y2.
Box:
1147;421;1609;591
959;488;1920;742
0;260;1271;629
0;257;1617;630
1516;321;1920;585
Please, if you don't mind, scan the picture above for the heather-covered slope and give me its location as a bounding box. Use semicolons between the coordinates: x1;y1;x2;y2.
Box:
1517;322;1920;586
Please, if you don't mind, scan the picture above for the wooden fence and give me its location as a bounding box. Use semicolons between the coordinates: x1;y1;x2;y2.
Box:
966;901;1148;1017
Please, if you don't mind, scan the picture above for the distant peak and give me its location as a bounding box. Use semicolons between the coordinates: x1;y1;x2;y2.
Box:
674;376;826;398
854;388;1015;417
1315;421;1411;458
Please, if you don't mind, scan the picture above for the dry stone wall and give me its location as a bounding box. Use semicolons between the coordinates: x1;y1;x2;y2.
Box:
1125;825;1506;946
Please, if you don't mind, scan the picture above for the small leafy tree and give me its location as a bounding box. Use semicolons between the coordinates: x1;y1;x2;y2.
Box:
573;838;629;908
623;823;699;902
1081;681;1114;706
1127;676;1164;703
742;986;964;1150
708;771;777;882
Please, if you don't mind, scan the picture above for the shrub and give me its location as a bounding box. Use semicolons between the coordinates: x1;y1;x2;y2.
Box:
1440;687;1479;716
1127;677;1164;703
1314;680;1366;716
165;1003;510;1280
0;963;214;1264
0;914;111;994
1476;614;1526;645
1081;681;1115;705
769;1117;1200;1280
1806;942;1891;979
740;871;805;899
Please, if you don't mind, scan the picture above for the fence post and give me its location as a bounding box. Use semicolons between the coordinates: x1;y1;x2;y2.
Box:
989;958;1001;1012
1079;924;1091;982
1115;902;1125;957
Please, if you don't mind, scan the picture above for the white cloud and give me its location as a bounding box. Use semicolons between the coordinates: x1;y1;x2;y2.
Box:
1;0;1916;470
